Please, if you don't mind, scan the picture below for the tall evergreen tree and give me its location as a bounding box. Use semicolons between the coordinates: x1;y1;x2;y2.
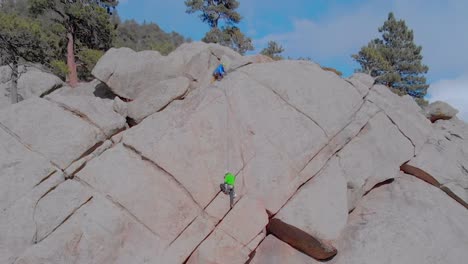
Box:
185;0;253;54
0;11;51;103
29;0;116;87
260;41;284;60
352;12;429;101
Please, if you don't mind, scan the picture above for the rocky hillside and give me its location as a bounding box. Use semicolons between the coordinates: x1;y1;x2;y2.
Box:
1;42;467;264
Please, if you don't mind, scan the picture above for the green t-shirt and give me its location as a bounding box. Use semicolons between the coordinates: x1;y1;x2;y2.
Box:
224;172;236;186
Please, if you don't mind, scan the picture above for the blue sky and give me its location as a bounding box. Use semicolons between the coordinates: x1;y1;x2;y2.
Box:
118;0;468;120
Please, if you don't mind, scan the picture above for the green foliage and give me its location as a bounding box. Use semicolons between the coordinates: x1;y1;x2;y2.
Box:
0;11;51;102
185;0;241;28
0;11;50;64
352;12;429;99
29;0;116;83
202;26;253;55
321;66;343;76
260;41;284;60
186;0;253;53
77;48;103;79
50;59;69;79
114;20;187;55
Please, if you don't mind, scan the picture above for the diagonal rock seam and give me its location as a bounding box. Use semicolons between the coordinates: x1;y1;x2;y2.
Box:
367;98;417;156
32;174;64;243
401;163;468;209
34;196;93;245
182;196;253;264
122;142;205;211
45;97;108;138
0;120;60;168
73;176;162;239
239;71;329;138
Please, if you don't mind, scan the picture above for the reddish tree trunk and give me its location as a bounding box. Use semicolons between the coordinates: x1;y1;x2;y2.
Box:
67;32;78;87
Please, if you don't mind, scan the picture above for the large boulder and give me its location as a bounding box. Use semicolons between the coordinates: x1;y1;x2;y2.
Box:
17;69;63;98
127;76;190;123
330;174;468;264
425;100;459;122
92;42;242;100
50;79;116;99
92;48;166;99
0;65;63;106
0;98;105;169
123;66;331;213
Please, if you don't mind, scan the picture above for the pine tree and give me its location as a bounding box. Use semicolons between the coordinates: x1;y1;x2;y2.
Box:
352;12;429;100
0;11;51;103
185;0;241;28
260;41;284;60
185;0;253;54
29;0;116;87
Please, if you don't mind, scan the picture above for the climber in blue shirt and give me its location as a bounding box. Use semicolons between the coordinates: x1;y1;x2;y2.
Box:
213;63;226;81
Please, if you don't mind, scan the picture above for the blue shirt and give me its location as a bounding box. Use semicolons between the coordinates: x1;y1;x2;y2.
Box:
214;64;225;75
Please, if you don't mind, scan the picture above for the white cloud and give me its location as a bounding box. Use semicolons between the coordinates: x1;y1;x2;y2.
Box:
254;0;468;80
428;74;468;122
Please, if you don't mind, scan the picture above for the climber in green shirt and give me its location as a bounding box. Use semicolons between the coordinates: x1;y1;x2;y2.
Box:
220;172;237;208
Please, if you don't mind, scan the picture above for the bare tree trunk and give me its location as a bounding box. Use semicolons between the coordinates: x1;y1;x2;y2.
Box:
10;57;19;104
67;31;78;88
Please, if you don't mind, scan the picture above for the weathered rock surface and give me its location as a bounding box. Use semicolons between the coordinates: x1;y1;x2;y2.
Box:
127;76;190;123
250;235;319;264
425;100;459;122
0;127;56;210
0;171;64;264
77;144;201;243
331;174;468;264
367;84;433;154
0;65;63;107
0;98;105;169
47;95;127;137
13;194;166;264
92;48;165;99
346;73;374;97
402;118;468;207
274;158;348;247
17;70;63;98
51;79;115;99
92;42;242;100
239;60;363;137
337;111;414;210
2;43;468;264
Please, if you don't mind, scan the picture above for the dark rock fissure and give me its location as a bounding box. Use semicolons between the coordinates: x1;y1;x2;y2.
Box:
35;196;93;244
362;178;395;197
46;98;107;137
73;141;104;164
126;116;137;127
240;71;328;138
34;170;57;188
0;121;60;168
401;163;468;210
122;143;204;211
266;218;337;260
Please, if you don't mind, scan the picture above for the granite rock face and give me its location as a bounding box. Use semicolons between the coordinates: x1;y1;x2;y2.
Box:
1;43;467;264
